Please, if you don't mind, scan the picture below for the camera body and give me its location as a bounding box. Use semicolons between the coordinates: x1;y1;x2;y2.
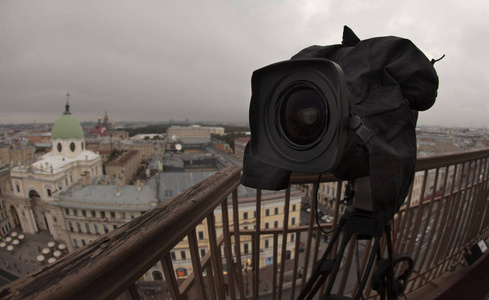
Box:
242;26;439;225
248;58;349;173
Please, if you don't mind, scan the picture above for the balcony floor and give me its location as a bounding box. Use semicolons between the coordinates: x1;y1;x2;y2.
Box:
408;251;489;300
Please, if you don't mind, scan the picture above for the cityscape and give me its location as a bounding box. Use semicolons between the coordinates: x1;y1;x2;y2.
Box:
3;0;489;298
0;100;488;299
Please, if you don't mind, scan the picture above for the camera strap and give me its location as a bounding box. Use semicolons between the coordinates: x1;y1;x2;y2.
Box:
349;115;375;144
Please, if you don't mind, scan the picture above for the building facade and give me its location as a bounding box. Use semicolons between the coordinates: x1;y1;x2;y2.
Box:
5;102;103;243
105;150;141;185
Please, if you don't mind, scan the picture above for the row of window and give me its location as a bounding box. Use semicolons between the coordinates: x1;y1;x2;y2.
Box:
72;237;92;248
0;222;12;236
241;205;297;220
170;234;296;261
241;217;297;230
67;221;117;234
170;248;207;261
65;208;142;220
57;141;84;153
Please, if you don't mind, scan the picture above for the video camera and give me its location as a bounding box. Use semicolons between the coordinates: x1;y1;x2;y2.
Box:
241;26;439;226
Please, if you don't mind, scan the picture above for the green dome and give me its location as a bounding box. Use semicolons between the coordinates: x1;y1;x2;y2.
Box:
51;111;84;140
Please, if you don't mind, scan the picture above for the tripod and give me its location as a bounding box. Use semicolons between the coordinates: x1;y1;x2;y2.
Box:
297;205;413;300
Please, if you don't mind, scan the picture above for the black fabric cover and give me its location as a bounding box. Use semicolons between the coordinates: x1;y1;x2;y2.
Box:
241;26;439;225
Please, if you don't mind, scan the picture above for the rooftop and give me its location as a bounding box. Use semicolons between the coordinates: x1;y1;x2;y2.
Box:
59;177;158;210
105;150;139;166
23;150;99;174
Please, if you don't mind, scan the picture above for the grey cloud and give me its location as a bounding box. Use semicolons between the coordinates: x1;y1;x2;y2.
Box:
1;0;489;127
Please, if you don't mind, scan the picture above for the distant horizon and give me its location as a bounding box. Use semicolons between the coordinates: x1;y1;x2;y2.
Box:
1;118;487;130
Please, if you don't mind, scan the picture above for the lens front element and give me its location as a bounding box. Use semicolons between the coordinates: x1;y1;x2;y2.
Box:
280;85;329;147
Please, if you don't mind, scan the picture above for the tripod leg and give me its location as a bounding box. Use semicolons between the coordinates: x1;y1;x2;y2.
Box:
354;235;381;300
384;224;394;300
324;228;354;296
297;218;345;300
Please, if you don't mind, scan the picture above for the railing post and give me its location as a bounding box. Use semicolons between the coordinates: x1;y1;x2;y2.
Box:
206;211;226;300
161;253;182;300
221;198;237;299
253;189;262;299
232;189;246;299
188;230;207;299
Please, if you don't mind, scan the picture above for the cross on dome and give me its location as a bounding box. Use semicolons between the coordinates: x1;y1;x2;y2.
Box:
64;92;71;115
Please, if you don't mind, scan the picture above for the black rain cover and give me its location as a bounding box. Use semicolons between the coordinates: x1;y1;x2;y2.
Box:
241;26;439;225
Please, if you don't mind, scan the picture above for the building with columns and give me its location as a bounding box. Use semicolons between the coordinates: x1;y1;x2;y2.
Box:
5;101;102;242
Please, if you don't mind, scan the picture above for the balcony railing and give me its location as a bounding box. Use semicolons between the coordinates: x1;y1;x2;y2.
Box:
1;149;489;299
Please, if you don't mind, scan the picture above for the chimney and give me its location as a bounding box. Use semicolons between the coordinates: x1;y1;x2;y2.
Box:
119;171;125;187
137;179;141;191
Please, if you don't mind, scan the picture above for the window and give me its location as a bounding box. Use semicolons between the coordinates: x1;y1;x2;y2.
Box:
73;238;78;247
76;222;82;232
244;243;249;254
65;178;68;186
65;209;69;215
180;250;187;260
94;224;100;234
264;239;270;249
243;212;248;220
265;222;269;229
291;217;296;226
290;233;295;243
16;184;20;193
81;239;86;246
103;224;109;233
176;268;187;278
198;231;205;240
82;210;86;217
101;211;106;218
70;142;76;152
57;143;62;152
47;189;52;197
292;204;296;211
274;207;279;215
130;212;135;219
243;226;248;230
120;212;126;219
112;225;118;230
274;221;279;228
171;251;176;260
68;221;73;232
200;249;206;258
265;209;270;216
91;211;96;217
85;223;90;233
110;211;116;218
73;209;78;216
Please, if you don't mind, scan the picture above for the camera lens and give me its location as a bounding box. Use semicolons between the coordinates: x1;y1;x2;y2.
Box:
279;85;329;146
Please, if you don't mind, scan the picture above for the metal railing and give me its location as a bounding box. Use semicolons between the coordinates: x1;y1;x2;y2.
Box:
0;149;488;299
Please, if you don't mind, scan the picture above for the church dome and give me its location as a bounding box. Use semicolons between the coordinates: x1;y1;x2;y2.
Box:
51;101;84;140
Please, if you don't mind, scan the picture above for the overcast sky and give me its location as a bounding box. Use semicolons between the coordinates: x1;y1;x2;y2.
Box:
1;1;488;127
